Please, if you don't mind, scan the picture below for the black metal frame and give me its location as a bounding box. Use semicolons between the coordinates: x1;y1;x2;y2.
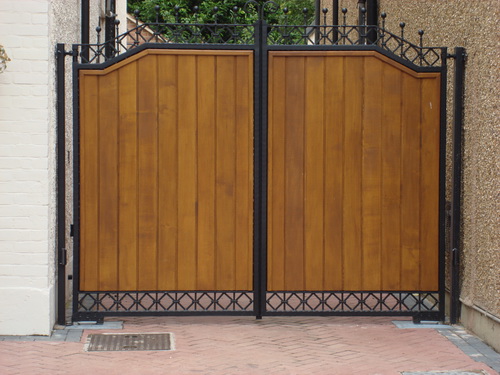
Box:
64;2;450;322
449;47;466;324
56;44;69;325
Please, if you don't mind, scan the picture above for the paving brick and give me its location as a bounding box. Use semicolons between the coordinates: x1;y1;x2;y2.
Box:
0;317;498;375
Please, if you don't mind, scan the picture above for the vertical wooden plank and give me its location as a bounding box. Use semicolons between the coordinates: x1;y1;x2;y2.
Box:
98;71;119;290
361;57;383;290
215;55;237;290
267;55;286;291
158;54;179;290
304;56;325;290
177;54;198;290
324;56;344;290
137;55;158;290
284;57;306;290
234;54;253;290
381;64;402;290
196;55;216;290
342;56;363;290
420;76;440;290
80;74;99;291
401;73;421;290
117;62;138;290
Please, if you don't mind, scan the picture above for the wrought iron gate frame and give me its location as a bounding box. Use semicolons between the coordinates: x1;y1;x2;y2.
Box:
64;2;449;322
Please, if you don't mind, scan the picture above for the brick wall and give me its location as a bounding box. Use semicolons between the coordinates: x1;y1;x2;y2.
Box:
0;0;54;335
0;0;127;335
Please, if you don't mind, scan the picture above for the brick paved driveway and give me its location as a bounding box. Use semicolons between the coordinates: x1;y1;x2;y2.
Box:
0;316;498;375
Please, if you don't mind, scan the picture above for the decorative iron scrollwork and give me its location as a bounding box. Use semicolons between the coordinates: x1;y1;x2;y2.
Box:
243;0;280;20
73;4;444;68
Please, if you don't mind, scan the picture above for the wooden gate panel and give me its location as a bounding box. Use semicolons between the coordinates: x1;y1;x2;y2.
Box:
361;57;383;289
79;50;254;292
343;56;363;290
267;51;441;292
420;78;441;291
137;55;159;290
304;57;326;291
117;61;138;291
323;57;345;290
380;62;403;291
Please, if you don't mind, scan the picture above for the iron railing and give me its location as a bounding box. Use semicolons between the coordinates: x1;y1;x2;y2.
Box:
74;2;442;68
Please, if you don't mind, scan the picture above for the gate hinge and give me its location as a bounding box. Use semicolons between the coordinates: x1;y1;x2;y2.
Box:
447;51;467;61
56;46;77;58
70;224;75;237
59;247;67;266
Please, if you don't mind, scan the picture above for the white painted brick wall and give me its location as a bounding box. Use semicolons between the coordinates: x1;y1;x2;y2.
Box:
0;0;127;335
0;0;54;335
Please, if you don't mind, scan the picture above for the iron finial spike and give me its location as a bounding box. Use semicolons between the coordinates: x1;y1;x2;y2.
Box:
232;6;239;23
418;30;424;65
155;5;160;24
399;22;405;58
322;7;328;26
213;6;219;23
174;5;180;23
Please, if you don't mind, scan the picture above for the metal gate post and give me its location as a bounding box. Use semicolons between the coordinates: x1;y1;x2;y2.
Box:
450;47;466;325
438;47;448;322
253;16;269;319
56;43;67;326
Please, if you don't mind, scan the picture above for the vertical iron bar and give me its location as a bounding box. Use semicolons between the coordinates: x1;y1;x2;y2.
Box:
366;0;377;44
259;19;269;319
105;0;116;59
450;47;466;325
399;22;405;58
358;0;366;45
331;0;339;43
418;30;424;66
314;0;320;44
81;0;90;62
438;47;448;322
56;43;67;326
359;7;366;45
380;12;386;48
253;18;264;319
71;44;81;322
358;0;366;24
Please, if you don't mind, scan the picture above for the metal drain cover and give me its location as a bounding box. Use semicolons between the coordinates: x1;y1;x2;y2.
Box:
402;371;487;375
85;333;174;352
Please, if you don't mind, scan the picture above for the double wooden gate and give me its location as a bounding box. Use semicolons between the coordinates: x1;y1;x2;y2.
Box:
72;7;446;321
